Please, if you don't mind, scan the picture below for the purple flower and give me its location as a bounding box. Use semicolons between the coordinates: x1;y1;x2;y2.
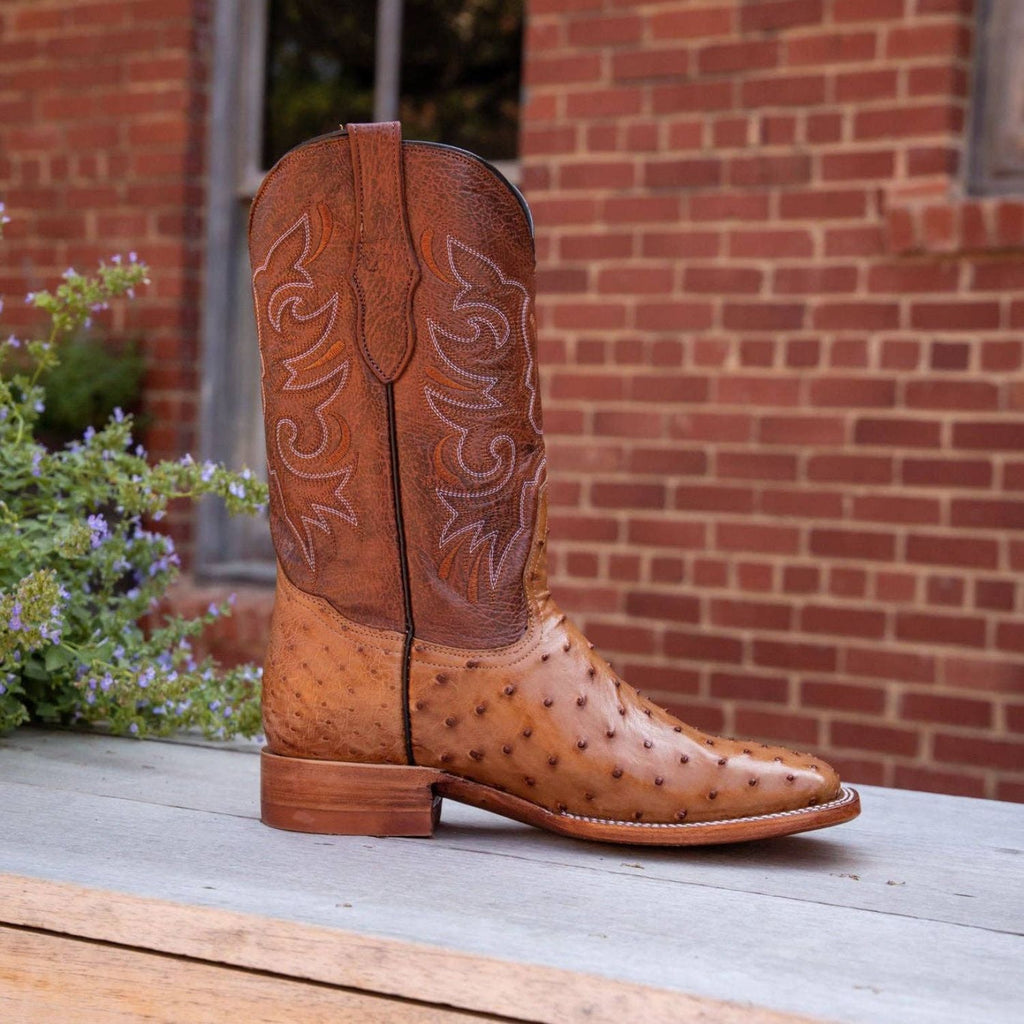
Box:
62;267;76;280
129;722;138;734
7;334;19;348
31;450;43;477
87;513;109;549
8;603;22;631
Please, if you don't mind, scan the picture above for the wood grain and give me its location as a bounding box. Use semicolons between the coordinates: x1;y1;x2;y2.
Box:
0;924;491;1024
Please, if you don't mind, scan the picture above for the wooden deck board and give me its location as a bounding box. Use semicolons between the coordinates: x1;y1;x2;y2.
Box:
1;729;1021;1023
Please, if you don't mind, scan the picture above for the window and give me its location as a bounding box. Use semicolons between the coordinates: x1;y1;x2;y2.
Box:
968;0;1024;195
199;0;523;578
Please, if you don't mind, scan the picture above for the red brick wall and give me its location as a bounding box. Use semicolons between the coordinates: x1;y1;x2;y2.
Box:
0;0;211;549
522;0;1024;800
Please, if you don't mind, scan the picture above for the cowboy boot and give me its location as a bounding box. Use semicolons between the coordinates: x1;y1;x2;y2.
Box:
249;121;860;845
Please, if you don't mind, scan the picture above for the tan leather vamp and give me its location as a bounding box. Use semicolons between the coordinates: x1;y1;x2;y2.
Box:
408;494;839;824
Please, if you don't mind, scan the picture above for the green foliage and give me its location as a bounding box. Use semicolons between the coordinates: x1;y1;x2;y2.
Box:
262;0;522;166
37;334;145;445
0;205;269;740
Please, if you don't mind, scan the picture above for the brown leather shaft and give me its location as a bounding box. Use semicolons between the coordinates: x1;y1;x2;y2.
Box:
250;125;543;647
346;121;420;384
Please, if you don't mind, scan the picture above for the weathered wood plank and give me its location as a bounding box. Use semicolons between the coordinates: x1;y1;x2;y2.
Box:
1;729;1022;1024
0;924;499;1024
0;881;813;1024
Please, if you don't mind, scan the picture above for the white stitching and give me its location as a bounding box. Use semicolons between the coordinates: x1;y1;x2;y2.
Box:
558;787;859;829
253;213;358;571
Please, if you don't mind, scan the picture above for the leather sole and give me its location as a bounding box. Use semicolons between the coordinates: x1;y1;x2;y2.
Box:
261;750;861;846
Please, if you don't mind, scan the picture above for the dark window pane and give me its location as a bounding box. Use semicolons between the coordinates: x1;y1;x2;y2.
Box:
262;0;522;169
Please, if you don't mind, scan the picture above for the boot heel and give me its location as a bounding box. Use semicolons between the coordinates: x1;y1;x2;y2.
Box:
261;751;443;837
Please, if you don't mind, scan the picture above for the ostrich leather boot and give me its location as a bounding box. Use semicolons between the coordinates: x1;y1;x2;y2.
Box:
249;122;860;845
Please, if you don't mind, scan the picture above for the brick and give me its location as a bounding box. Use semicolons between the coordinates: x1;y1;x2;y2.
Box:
811;528;895;561
853;495;941;525
712;116;751;148
974;579;1016;612
943;655;1024;693
926;574;965;606
722;303;806;331
567;14;643;47
831;720;920;757
833;0;906;21
930;342;970;371
787;31;877;66
846;646;935;683
801;604;886;639
808;454;893;485
908;380;999;411
605;196;682;223
853;418;941;448
586;621;656;656
629;375;710;403
886;23;971;60
596;266;673;294
717;376;802;406
559;232;633;260
908;146;959;176
821;149;896;181
934;734;1024;772
867;263;960;293
650;556;685;584
786;339;821;368
711;598;792;631
981;340;1023;372
760;114;798;144
729;228;814;258
643;158;722;189
761;488;845;518
780;189;867;220
773;266;858;294
653;81;735;114
741;340;775;367
674;485;756;513
875;572;917;602
591;482;666;509
665;119;704;149
802;680;886;713
665;629;744;664
522;126;578;156
896;611;986;648
624;591;700;623
641;230;721;257
737;562;774;592
698;40;779;76
825;225;885;257
902;458;992;489
739;0;824;32
910;302;1000;331
740;74;827;108
559;159;635;189
1007;463;1024;490
715;522;801;554
812;303;900;332
735;709;821;746
650;6;734;40
902;693;993;728
710;671;789;703
670;412;753;443
855;105;962;140
635;302;715;331
626;518;707;549
728;154;811;187
693;558;730;587
718;451;798;481
684;266;762;294
809;378;896;408
996;201;1024;247
835;69;899;103
612;47;689;82
997;621;1024;654
906;534;999;570
628;447;708;475
760;415;845;446
953;422;1024;451
593;410;662;439
951;499;1024;530
829;567;867;598
753;639;838;672
783;565;821;593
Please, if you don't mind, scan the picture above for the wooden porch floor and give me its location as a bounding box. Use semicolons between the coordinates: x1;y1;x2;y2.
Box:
0;728;1021;1023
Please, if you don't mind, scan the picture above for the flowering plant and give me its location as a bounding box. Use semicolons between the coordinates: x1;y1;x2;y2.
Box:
0;202;268;738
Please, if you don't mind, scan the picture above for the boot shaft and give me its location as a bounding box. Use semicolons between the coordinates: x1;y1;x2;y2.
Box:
250;123;546;649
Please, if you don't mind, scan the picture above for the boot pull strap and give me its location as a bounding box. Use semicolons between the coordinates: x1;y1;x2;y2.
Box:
345;121;420;383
